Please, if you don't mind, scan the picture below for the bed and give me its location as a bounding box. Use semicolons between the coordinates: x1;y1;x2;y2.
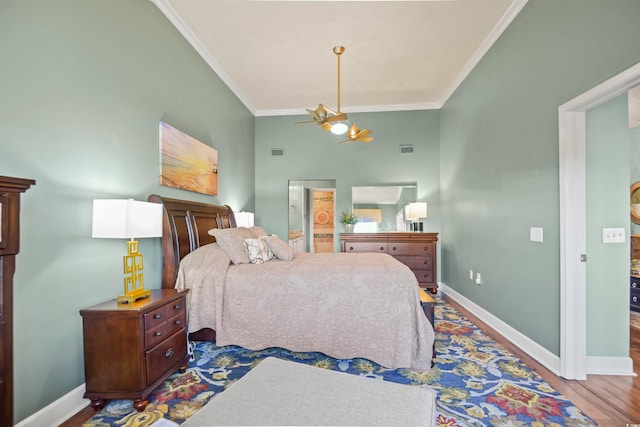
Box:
149;194;435;371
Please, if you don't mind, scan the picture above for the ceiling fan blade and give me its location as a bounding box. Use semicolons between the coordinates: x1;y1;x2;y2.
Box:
357;129;372;137
325;113;348;123
358;137;373;142
295;119;318;125
320;122;332;131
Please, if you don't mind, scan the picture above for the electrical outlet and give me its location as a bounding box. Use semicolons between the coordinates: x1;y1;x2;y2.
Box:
469;269;474;280
475;273;482;285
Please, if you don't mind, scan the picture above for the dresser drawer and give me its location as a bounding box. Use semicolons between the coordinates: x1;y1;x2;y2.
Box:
631;276;640;290
343;241;387;253
388;242;434;256
631;288;640;309
393;255;433;270
146;328;187;386
412;269;434;284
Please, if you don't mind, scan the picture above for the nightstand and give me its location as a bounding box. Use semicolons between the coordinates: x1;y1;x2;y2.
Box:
80;289;189;411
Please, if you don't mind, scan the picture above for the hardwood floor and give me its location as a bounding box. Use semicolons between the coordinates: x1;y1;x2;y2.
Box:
60;300;640;427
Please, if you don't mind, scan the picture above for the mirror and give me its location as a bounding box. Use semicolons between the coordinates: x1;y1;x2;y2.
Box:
351;184;417;232
631;181;640;224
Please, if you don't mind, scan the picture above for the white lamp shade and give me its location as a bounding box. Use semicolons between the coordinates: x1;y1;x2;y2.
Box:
235;211;254;228
404;202;427;221
92;199;163;239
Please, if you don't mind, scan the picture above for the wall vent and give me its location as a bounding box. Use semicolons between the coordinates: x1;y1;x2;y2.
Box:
271;148;284;156
400;145;414;154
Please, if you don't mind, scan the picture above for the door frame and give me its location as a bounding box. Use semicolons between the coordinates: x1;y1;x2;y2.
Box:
559;62;640;379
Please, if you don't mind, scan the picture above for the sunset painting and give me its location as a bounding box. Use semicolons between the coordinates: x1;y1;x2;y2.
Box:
159;121;218;196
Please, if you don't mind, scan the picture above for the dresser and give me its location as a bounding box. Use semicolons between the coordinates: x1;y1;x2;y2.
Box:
341;232;438;293
631;276;640;313
0;176;35;427
80;289;189;411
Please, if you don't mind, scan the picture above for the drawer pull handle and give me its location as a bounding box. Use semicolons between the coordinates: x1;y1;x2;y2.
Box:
175;320;182;325
424;260;429;264
633;296;638;303
155;331;163;337
392;246;397;251
379;246;384;251
633;283;638;288
154;314;162;319
165;348;175;359
349;246;354;251
174;304;182;309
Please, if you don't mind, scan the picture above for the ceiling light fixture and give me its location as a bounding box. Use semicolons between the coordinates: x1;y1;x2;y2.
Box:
296;46;373;143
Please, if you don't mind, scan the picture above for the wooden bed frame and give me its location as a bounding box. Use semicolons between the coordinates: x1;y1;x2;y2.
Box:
148;194;436;352
148;194;236;340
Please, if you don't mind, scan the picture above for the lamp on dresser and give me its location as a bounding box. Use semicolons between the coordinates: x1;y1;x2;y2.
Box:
405;202;427;232
92;198;162;303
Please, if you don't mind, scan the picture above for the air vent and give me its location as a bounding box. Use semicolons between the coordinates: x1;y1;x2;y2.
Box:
400;145;414;154
271;148;284;156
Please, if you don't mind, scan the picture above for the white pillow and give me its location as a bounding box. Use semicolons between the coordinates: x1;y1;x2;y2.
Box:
208;227;254;264
243;237;273;264
261;234;294;261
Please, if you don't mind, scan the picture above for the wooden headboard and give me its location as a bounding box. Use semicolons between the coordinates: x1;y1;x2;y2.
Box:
148;194;237;289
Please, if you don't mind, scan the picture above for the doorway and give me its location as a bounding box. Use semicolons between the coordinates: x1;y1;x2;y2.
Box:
288;180;337;253
559;62;640;379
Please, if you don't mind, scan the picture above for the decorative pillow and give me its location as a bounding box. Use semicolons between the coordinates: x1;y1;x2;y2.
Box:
243;238;273;264
261;234;294;261
207;227;254;264
249;226;268;238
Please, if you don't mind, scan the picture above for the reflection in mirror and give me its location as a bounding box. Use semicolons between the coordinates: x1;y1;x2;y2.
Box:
289;180;337;253
351;184;417;232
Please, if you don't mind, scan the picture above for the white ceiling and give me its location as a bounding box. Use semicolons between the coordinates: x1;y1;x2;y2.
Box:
152;0;527;117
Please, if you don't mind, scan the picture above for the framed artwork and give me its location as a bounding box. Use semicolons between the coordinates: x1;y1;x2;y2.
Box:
159;121;218;196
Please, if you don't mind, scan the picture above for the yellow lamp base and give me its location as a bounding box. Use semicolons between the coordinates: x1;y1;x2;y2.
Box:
117;239;151;304
117;288;151;304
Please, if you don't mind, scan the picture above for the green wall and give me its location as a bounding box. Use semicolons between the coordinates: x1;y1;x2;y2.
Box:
1;1;254;422
255;110;441;252
439;0;640;356
585;94;635;355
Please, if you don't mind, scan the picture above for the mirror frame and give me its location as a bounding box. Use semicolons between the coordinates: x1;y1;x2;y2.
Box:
631;181;640;224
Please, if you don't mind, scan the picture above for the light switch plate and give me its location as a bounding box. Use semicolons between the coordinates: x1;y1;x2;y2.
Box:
602;228;625;243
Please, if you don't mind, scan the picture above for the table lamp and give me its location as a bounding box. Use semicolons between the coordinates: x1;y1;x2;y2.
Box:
404;202;427;232
234;211;254;228
92;199;163;303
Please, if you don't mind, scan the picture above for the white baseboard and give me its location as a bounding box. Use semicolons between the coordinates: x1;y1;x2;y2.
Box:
15;384;89;427
587;356;636;376
439;283;561;375
440;283;637;377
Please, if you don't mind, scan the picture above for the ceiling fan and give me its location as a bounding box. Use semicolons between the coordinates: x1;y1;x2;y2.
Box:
339;123;373;144
296;46;373;142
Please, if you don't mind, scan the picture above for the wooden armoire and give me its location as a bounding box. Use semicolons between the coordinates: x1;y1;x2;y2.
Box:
0;176;35;427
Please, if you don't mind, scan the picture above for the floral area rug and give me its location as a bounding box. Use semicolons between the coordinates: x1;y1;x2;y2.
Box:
82;299;598;427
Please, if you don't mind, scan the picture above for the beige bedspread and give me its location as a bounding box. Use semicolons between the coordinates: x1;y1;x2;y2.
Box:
175;243;434;371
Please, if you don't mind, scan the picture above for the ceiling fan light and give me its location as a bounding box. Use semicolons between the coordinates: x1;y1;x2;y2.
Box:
330;122;349;135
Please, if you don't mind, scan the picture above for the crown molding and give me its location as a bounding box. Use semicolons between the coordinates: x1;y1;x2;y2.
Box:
255;102;441;117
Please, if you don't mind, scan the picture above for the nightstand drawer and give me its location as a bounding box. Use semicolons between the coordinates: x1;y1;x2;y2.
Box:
145;309;187;349
631;276;640;289
146;329;187;386
144;298;186;331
